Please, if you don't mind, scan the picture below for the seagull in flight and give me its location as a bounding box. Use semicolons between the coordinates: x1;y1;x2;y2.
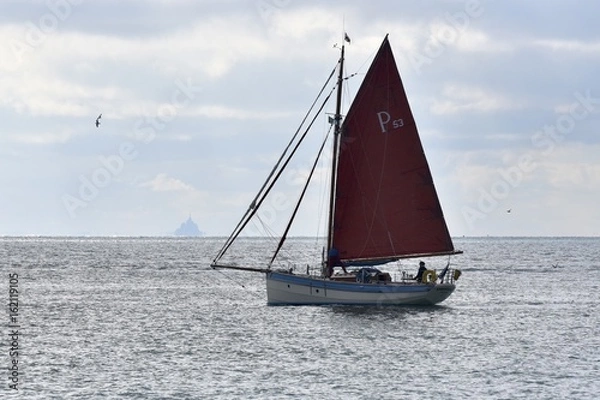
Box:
506;209;511;213
95;114;102;128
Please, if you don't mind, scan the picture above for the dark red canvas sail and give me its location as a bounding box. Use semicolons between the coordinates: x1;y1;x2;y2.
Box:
331;36;457;264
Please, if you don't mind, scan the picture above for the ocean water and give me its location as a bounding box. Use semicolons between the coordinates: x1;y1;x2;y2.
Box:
1;236;598;399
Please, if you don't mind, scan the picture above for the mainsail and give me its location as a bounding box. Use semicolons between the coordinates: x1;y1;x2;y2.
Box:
331;36;458;264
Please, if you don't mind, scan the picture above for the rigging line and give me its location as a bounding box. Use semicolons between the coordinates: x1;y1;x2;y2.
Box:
212;268;265;300
357;46;378;77
212;266;251;290
213;63;339;263
315;128;332;243
217;86;337;262
214;86;338;263
387;231;396;259
309;114;334;245
249;217;271;241
256;62;338;195
269;125;333;267
255;215;278;241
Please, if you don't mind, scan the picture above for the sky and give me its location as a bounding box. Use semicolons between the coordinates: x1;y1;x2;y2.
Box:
1;0;599;237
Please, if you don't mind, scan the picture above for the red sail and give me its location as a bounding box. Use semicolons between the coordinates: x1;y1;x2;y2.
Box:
332;36;456;263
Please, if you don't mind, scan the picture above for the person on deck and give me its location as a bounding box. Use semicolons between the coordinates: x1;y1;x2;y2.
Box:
328;248;348;276
414;261;427;281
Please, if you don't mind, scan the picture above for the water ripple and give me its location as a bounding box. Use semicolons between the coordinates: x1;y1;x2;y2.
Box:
0;237;598;399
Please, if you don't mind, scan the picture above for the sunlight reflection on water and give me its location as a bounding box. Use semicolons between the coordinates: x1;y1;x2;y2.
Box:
1;236;598;399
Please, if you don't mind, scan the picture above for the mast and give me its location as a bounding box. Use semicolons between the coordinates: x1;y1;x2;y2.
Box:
326;42;345;263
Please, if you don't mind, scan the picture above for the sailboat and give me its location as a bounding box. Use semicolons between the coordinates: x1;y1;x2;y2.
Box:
211;35;463;306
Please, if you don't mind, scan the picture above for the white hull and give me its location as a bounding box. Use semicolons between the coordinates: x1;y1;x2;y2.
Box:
266;271;455;306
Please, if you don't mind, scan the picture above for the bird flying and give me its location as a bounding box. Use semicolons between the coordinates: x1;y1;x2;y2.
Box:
95;114;102;127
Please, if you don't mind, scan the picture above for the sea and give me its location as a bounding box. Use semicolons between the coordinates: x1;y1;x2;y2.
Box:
1;236;598;399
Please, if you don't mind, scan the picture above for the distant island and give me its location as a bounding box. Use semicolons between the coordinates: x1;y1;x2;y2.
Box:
174;216;203;236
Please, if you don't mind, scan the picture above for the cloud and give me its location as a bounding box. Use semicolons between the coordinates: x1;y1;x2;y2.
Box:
269;6;339;40
2;1;600;236
431;83;521;115
536;143;600;189
140;173;195;192
185;105;292;120
0;72;126;117
4;128;80;145
532;39;600;54
454;29;513;53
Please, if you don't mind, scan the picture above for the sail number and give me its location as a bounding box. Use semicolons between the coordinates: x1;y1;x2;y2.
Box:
377;111;404;133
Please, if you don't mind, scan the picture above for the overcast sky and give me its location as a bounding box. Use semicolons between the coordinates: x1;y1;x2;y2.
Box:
1;0;599;237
